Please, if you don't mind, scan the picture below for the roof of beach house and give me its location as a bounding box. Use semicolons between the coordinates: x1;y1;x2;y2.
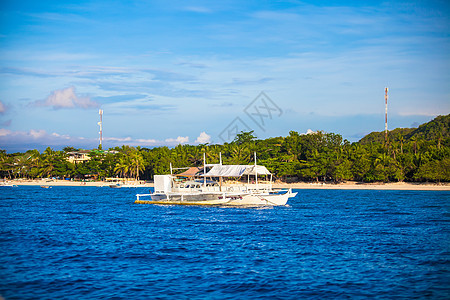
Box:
175;167;203;177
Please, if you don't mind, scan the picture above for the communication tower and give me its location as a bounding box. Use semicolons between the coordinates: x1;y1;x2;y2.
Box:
385;87;388;143
98;109;103;149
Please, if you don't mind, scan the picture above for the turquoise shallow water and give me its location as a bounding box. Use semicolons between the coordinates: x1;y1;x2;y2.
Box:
0;186;449;299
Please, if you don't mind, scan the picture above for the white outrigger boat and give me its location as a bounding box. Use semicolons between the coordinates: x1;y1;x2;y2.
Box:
136;153;297;206
0;182;18;187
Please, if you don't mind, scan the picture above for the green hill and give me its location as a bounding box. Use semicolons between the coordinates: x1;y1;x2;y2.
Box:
359;114;450;145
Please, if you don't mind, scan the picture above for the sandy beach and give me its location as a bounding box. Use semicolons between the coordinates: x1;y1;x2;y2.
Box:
5;179;153;188
271;181;450;191
4;179;449;191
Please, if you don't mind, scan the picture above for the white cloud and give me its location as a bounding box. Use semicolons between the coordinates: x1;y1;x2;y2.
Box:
136;138;158;144
298;129;316;136
0;128;11;136
102;135;190;147
195;132;211;144
397;110;448;117
104;135;188;147
0;129;198;152
51;132;70;139
29;129;47;139
165;136;189;144
104;136;132;142
36;86;98;109
0;100;5;113
0;128;97;152
184;6;212;13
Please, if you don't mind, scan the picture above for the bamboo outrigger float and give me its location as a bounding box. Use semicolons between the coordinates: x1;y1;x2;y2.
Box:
135;153;297;206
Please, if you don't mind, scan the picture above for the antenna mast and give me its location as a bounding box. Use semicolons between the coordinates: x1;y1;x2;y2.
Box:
203;153;206;187
384;87;388;144
98;109;103;149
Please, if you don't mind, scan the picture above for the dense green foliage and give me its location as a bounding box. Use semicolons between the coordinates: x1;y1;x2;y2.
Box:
359;114;450;144
1;115;449;183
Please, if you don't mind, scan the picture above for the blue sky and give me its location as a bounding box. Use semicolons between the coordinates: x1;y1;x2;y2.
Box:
0;0;449;152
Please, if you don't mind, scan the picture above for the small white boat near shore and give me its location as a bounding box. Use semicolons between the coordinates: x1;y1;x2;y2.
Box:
106;179;143;188
0;182;18;187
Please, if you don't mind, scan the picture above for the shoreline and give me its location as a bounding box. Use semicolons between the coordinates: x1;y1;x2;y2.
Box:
4;180;153;188
4;179;449;191
271;182;450;191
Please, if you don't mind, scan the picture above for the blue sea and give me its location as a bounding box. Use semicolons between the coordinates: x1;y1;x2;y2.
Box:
0;186;449;299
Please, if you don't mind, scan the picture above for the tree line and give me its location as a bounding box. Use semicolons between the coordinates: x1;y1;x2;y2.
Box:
1;115;449;183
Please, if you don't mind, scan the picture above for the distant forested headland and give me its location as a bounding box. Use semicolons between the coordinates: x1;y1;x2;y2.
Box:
1;115;449;183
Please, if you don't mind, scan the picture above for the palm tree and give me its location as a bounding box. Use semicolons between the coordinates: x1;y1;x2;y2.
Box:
27;150;42;178
114;156;129;178
205;145;222;164
411;136;418;155
171;145;189;168
0;151;14;179
40;147;58;178
187;147;203;166
13;154;32;179
129;151;145;180
229;143;251;165
398;134;404;154
373;151;392;182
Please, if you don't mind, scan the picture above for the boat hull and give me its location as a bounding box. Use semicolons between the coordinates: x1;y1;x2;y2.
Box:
226;191;297;206
135;199;231;206
135;190;297;206
135;192;231;206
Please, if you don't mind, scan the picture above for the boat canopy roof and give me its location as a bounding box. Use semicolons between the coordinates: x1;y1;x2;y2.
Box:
242;165;271;176
202;165;271;177
175;167;202;177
